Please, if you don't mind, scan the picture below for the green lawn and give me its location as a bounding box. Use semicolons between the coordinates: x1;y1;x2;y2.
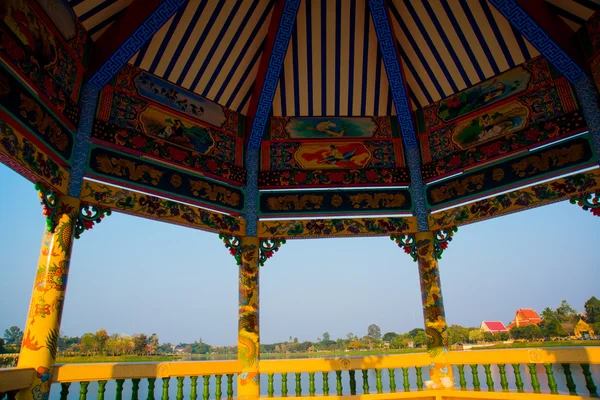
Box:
56;355;182;364
471;340;600;350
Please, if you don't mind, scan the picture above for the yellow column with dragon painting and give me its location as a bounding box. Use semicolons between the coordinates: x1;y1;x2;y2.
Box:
415;231;453;390
238;236;260;400
17;191;80;400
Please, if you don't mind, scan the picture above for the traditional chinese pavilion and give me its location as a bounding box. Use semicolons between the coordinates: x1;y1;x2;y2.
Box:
1;0;600;399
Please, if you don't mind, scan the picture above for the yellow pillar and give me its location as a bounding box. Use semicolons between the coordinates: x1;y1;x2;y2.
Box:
17;195;80;400
415;231;453;390
237;236;260;400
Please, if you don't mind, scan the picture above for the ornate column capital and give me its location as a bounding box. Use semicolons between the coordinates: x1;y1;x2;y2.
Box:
220;235;286;266
391;227;457;261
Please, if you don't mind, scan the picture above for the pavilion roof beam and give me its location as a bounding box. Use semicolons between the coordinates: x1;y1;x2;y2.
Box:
488;0;600;167
367;0;429;232
243;0;301;236
68;0;188;197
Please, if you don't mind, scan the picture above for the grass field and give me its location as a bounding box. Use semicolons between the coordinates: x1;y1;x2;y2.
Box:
471;340;600;350
56;355;182;364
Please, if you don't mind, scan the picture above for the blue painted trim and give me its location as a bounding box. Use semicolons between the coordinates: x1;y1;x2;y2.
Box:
245;148;260;236
367;0;428;231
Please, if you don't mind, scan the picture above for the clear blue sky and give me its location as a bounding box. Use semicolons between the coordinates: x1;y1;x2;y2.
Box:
0;163;598;346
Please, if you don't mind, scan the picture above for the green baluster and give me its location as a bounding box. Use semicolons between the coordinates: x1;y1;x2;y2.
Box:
561;364;577;395
203;376;210;400
215;375;222;399
322;372;329;396
457;365;467;390
295;372;302;396
226;374;234;399
512;364;524;393
148;378;156;400
116;380;125;400
498;365;509;391
362;370;369;394
60;382;71;400
388;369;396;392
190;377;198;400
470;365;481;391
309;372;316;396
281;372;288;397
544;364;558;394
133;378;141;400
162;378;170;400
335;371;342;396
375;369;383;394
528;364;541;393
349;370;356;395
79;382;89;400
267;374;274;397
175;377;183;400
483;365;494;391
415;367;423;390
581;364;598;397
402;367;410;392
97;381;106;400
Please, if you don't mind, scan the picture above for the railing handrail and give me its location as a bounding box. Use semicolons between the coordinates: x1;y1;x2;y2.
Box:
0;367;35;392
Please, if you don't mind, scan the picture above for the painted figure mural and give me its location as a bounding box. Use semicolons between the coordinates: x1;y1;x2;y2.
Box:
294;142;372;170
284;117;378;139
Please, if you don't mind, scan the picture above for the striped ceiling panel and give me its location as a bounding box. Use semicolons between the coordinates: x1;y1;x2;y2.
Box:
389;0;540;109
68;0;133;40
271;0;395;117
544;0;600;31
129;0;276;115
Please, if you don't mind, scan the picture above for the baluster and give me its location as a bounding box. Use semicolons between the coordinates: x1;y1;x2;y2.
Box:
581;364;598;397
116;379;125;400
470;365;481;391
281;372;288;397
543;364;558;394
97;381;106;400
349;370;357;395
6;392;16;400
267;374;274;397
457;365;467;390
175;377;183;400
79;382;89;400
215;375;222;399
512;364;524;393
415;366;424;390
388;368;396;392
226;374;234;399
60;382;71;400
309;372;316;396
483;365;494;391
322;372;329;396
362;370;369;394
498;365;509;391
203;376;210;400
295;372;302;396
528;364;541;393
375;369;383;394
190;377;198;400
335;371;342;396
148;378;156;400
0;393;4;400
402;367;410;392
561;364;577;395
162;378;170;400
133;378;141;400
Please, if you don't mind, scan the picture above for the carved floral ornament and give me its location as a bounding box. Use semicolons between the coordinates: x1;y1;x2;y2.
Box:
391;227;458;262
570;192;600;216
219;235;286;266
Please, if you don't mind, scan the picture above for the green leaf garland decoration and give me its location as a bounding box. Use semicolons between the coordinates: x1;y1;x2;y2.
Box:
390;234;417;261
433;226;458;260
75;203;112;239
570;193;600;216
219;234;242;265
35;183;59;233
259;238;286;266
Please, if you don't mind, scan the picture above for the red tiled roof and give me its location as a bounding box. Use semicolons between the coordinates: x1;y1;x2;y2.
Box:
517;309;542;321
483;321;508;332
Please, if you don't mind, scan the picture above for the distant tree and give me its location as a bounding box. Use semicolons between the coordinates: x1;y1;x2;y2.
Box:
0;338;5;354
382;332;399;342
389;336;405;349
348;340;365;350
556;300;576;322
149;334;159;354
133;333;149;354
414;331;427;347
497;332;510;341
541;319;566;338
346;332;355;340
468;329;484;343
367;324;382;340
95;329;109;354
322;332;331;341
447;325;469;344
408;328;425;338
3;326;23;345
293;337;298;343
80;333;97;354
510;325;542;340
584;297;600;324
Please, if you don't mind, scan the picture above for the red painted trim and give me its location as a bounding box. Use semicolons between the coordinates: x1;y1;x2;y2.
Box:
85;0;165;80
245;0;287;142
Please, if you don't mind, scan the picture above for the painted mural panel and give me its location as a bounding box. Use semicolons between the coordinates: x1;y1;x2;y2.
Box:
429;169;600;231
0;65;74;162
0;0;84;126
86;146;245;214
269;116;397;140
0;117;69;193
259;188;412;216
425;136;596;208
258;167;410;188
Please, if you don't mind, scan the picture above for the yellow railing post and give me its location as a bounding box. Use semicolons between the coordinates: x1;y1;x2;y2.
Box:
17;194;80;400
415;231;453;390
237;236;260;400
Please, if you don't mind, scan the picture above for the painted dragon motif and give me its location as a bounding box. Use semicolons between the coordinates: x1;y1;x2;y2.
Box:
349;193;406;209
95;154;163;185
189;179;241;207
511;143;585;177
266;195;324;211
19;93;69;152
429;174;485;204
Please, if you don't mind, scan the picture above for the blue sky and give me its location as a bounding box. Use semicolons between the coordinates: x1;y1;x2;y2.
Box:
0;163;598;346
